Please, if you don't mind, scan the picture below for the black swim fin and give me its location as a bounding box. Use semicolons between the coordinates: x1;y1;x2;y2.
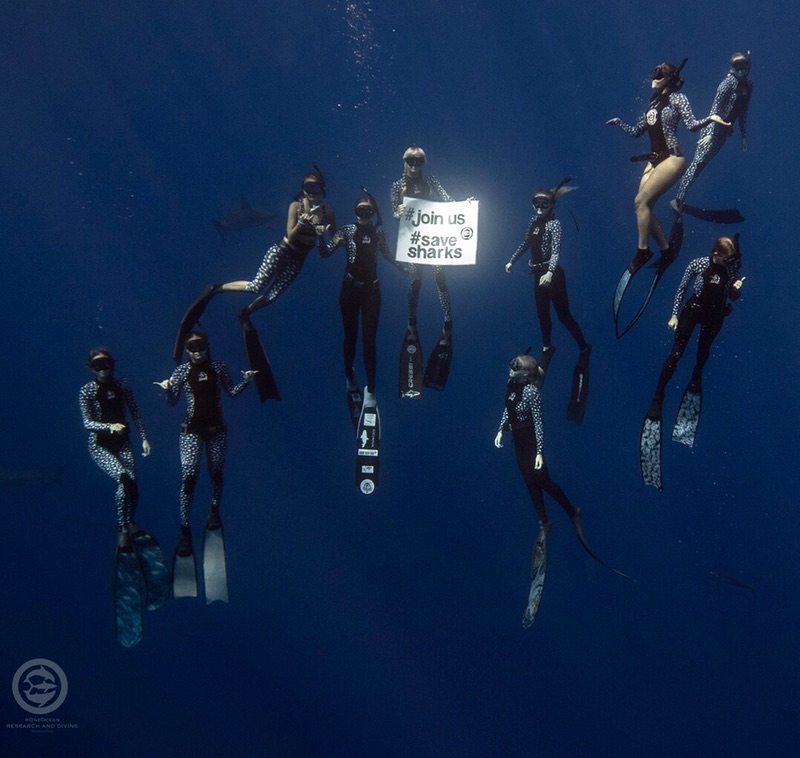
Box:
173;284;223;363
682;204;745;224
240;312;280;402
616;251;678;339
570;509;634;581
566;345;591;424
399;323;423;398
640;403;663;491
172;526;198;599
423;325;452;391
346;384;363;432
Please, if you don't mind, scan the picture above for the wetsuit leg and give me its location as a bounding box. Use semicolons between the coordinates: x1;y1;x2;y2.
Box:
89;438;137;528
676;126;729;204
244;244;306;315
178;431;203;527
533;462;578;519
407;264;422;321
512;427;548;523
205;429;228;512
361;285;381;393
653;304;701;402
339;282;361;384
690;310;725;387
548;266;588;350
533;277;554;349
433;266;453;322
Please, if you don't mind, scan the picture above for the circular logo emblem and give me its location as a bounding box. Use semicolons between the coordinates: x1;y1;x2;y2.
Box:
360;479;375;494
12;659;69;714
406;344;417;354
460;227;474;240
646;108;658;126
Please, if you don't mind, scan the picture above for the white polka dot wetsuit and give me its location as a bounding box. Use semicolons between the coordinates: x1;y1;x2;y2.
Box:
498;379;577;523
79;376;149;528
391;174;454;323
509;215;588;351
164;359;249;526
676;73;752;203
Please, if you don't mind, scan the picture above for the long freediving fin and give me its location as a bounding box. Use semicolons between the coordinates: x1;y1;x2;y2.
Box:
682;204;745;224
347;384;363;433
566;346;591;424
131;530;170;610
522;522;550;628
570;509;635;581
173;284;223;363
616;252;678;339
672;381;702;447
114;546;145;647
423;325;452;391
399;324;423;398
172;527;198;599
640;407;663;491
203;509;228;604
240;312;280;402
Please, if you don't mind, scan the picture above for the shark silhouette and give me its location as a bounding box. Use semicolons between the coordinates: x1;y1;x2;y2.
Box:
213;197;277;244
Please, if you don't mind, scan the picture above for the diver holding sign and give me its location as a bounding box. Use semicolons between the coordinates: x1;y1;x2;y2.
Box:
391;146;476;395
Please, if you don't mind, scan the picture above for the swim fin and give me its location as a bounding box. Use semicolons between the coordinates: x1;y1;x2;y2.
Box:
347;383;363;432
423;324;452;391
672;379;702;447
173;284;223;363
522;520;550;628
114;545;145;647
203;508;228;604
615;251;678;339
131;529;170;610
566;345;591;424
640;404;663;491
681;204;745;224
399;323;423;398
570;509;634;581
240;311;280;402
172;526;198;598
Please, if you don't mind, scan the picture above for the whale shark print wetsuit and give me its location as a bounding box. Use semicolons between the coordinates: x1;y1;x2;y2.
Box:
320;222;403;392
391;175;454;322
498;380;577;523
509;215;588;351
676;73;753;203
614;91;714;163
653;254;742;400
165;359;248;526
79;377;149;528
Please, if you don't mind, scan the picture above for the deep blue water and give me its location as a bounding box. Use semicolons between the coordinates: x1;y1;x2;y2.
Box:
2;2;798;756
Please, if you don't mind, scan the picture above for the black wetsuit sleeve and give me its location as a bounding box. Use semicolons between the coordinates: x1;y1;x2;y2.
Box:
672;258;706;317
427;176;453;202
616;112;647;138
165;363;189;406
390;179;404;218
673;92;713;132
79;383;111;432
545;219;561;273
509;219;535;267
376;227;403;272
319;230;345;258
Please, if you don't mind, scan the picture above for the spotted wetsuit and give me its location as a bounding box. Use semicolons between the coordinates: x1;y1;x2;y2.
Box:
391;175;453;322
676;73;752;203
79;377;149;528
654;254;742;400
320;222;403;392
165;359;248;526
614;91;714;164
498;380;577;523
509;215;587;351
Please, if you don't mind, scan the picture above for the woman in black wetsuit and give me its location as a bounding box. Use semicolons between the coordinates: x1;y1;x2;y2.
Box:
505;179;589;363
320;194;406;407
607;61;731;273
79;348;151;547
156;331;253;555
647;235;744;420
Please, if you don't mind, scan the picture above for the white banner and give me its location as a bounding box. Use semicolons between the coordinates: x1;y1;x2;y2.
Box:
395;199;479;266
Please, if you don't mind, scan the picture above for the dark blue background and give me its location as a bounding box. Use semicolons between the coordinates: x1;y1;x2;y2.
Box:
2;2;797;756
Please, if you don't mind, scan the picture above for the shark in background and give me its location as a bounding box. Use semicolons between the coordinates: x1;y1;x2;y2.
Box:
213;197;277;244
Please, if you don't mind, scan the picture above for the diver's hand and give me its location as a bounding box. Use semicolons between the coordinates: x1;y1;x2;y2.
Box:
494;432;503;449
154;379;170;390
505;262;513;273
606;117;621;126
242;370;258;381
535;454;544;470
538;271;553;287
466;196;476;203
668;315;678;331
733;276;745;291
142;440;152;457
110;423;127;434
396;203;406;217
315;224;330;236
708;115;732;128
698;133;712;148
